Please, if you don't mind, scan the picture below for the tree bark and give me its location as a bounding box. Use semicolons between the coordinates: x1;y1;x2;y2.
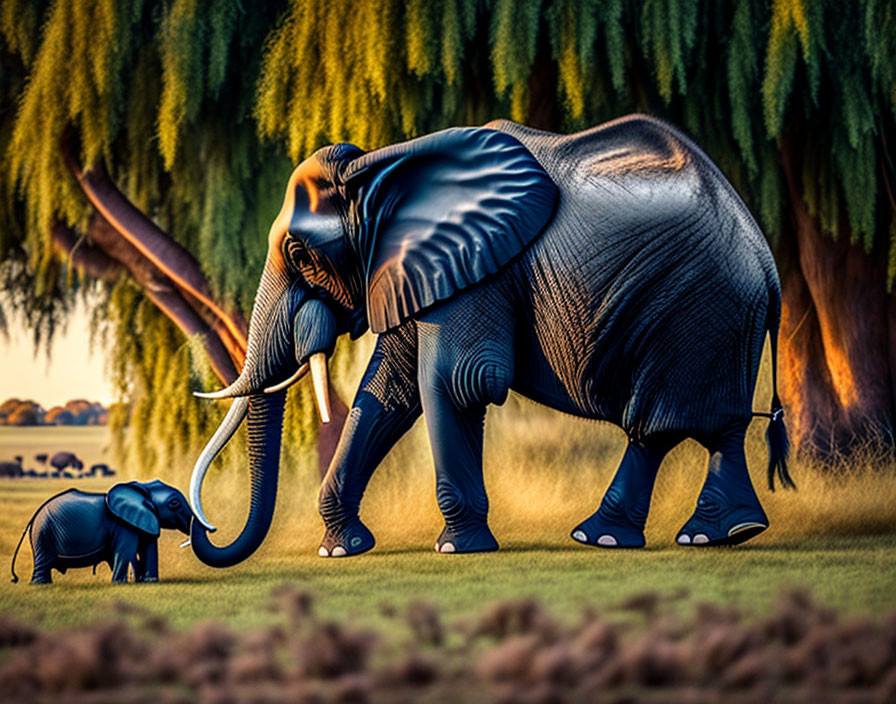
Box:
778;136;895;457
60;134;248;363
53;219;239;384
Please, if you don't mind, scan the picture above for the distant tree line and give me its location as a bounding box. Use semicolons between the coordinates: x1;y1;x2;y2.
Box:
0;398;109;426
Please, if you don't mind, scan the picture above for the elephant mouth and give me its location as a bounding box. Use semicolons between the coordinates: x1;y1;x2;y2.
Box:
262;351;331;422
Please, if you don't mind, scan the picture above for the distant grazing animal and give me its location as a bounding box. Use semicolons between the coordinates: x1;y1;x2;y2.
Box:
89;463;114;478
50;452;83;473
0;458;23;478
11;480;195;584
35;453;48;466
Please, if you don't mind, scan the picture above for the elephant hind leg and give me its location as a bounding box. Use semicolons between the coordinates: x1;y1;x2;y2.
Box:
571;435;677;549
676;422;767;547
30;534;54;584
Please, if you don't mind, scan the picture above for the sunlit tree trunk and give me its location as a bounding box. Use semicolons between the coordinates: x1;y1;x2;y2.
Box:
778;137;896;458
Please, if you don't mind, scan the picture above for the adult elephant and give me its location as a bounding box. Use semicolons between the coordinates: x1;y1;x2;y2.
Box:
189;115;792;567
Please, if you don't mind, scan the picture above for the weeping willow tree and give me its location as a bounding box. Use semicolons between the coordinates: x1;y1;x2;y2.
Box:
0;0;326;477
2;0;895;464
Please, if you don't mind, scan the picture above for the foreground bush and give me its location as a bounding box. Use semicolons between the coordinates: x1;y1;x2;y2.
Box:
1;588;894;703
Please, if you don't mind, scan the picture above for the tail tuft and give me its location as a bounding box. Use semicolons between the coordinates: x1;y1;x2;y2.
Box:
766;395;794;491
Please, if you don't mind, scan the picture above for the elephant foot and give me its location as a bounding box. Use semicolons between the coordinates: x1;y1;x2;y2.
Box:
570;509;646;549
435;523;498;554
677;493;768;547
318;518;375;558
137;576;159;583
30;574;52;585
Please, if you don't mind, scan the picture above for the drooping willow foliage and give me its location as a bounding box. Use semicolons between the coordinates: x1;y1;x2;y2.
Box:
1;0;895;474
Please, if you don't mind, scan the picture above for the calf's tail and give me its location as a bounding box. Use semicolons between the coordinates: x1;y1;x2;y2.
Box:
10;518;33;584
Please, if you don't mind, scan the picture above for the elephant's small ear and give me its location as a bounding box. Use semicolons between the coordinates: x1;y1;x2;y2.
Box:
106;482;160;536
342;127;558;333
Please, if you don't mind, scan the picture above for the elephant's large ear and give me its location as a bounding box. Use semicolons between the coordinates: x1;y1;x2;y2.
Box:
106;482;160;536
341;127;558;333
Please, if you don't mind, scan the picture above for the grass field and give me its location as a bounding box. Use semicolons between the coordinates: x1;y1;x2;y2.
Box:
2;384;896;701
2;397;895;634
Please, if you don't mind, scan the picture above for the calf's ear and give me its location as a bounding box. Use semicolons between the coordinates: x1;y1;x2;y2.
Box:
106;482;160;536
341;127;558;333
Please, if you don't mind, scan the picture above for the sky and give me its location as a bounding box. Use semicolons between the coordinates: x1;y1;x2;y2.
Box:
0;300;116;409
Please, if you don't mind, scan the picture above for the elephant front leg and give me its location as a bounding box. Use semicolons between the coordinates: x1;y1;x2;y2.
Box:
135;538;159;582
420;381;497;555
318;326;422;557
111;530;139;583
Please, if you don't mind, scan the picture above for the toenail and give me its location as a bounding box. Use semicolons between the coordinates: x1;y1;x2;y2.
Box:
693;534;709;544
677;534;691;545
318;546;329;557
597;535;618;546
332;546;347;557
572;530;588;543
439;542;456;553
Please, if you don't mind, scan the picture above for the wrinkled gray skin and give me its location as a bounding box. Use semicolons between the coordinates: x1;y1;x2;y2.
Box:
12;480;193;584
190;115;785;565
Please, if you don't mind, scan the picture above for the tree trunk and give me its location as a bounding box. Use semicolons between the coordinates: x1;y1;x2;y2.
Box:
778;137;895;458
53;219;239;384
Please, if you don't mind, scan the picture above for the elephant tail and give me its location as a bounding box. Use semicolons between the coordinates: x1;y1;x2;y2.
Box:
10;515;34;584
753;294;794;491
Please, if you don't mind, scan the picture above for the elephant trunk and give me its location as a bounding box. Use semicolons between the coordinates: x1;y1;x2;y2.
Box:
195;262;296;400
190;391;286;567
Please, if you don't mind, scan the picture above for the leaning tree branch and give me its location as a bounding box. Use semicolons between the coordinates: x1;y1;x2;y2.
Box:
53;218;238;384
60;133;249;362
51;222;123;281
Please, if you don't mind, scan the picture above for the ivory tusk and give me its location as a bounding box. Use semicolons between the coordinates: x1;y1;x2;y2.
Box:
189;395;249;531
264;362;309;394
310;352;331;423
193;389;236;399
179;539;191;548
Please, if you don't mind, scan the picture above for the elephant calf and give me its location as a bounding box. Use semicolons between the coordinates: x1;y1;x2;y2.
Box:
10;480;193;584
187;114;794;566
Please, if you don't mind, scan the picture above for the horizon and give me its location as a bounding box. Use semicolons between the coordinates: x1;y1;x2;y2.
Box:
0;300;116;409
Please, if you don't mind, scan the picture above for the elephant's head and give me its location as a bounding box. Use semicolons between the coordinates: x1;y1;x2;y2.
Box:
189;126;557;567
107;480;193;536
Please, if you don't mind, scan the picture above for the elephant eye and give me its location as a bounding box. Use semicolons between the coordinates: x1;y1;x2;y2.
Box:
168;498;181;509
285;237;313;271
